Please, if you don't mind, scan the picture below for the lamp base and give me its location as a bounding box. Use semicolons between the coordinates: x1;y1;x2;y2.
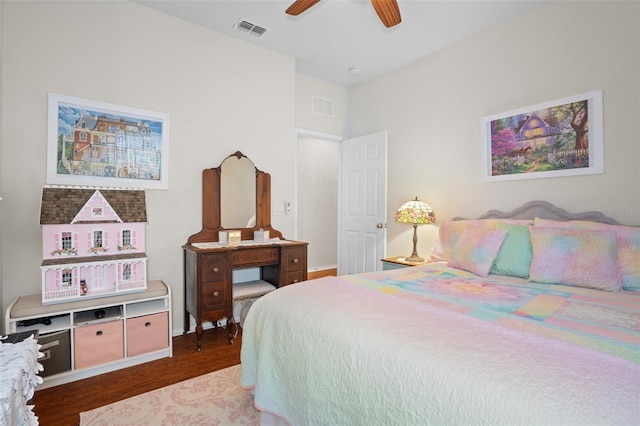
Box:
404;254;425;263
405;223;424;263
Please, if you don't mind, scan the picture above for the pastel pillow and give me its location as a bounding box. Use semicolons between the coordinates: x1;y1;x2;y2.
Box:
534;218;640;291
490;223;532;278
428;219;532;262
529;227;621;292
449;228;508;277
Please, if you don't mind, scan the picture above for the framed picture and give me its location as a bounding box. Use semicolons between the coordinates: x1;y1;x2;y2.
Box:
47;93;170;189
481;90;603;182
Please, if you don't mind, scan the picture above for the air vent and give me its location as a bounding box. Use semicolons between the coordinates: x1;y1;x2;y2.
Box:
312;95;333;118
234;19;267;37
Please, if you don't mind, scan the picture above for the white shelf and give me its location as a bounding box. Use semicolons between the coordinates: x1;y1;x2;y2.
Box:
5;280;172;390
126;298;169;318
13;314;71;335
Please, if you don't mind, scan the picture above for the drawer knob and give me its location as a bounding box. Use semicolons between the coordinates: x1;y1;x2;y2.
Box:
292;258;299;264
96;330;103;336
213;291;219;297
213;267;219;272
145;322;151;327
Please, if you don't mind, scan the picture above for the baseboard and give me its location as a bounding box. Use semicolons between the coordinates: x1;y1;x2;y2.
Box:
308;268;337;280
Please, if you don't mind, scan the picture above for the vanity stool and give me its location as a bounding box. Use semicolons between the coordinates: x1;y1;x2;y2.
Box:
233;280;276;328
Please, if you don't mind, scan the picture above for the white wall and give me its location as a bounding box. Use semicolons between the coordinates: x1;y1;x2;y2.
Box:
295;72;349;137
349;1;640;259
1;1;297;333
293;73;348;270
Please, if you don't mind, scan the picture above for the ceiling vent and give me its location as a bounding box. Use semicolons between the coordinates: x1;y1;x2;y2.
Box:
234;19;267;37
312;95;333;118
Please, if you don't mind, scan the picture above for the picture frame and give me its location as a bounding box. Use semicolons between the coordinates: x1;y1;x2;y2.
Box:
47;93;170;189
481;90;603;182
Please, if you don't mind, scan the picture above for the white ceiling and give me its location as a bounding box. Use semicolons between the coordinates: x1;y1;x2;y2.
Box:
137;0;546;87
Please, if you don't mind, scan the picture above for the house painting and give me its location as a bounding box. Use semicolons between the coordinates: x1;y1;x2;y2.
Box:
63;113;161;180
514;113;560;151
39;186;147;304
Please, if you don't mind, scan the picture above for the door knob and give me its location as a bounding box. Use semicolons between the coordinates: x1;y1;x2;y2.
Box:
376;223;386;229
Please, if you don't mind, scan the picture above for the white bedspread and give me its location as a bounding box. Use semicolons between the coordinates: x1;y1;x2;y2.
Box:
241;267;640;426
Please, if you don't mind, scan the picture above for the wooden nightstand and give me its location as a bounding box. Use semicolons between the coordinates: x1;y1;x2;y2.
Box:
381;256;428;270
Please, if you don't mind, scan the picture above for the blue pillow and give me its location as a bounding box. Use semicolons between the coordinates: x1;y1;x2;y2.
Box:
490;223;532;278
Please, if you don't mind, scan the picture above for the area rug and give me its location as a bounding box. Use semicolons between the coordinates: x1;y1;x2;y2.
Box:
79;364;259;425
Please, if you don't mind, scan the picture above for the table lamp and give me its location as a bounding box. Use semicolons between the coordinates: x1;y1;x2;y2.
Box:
394;196;436;263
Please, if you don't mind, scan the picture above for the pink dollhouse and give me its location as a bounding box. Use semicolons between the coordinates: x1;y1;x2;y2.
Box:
39;186;147;304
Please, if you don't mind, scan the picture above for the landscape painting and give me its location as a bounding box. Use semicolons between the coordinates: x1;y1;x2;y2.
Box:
481;90;603;182
47;93;170;189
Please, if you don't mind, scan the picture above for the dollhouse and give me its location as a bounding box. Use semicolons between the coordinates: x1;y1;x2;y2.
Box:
39;186;147;304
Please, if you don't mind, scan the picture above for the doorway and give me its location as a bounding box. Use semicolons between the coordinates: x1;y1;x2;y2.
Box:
297;133;340;276
296;130;388;276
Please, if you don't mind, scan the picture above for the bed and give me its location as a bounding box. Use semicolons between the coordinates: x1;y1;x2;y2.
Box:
240;201;640;425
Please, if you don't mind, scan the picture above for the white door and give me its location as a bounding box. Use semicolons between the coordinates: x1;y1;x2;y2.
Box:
339;131;387;275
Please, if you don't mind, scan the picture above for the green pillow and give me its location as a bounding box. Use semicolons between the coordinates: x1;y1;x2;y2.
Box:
490;223;532;278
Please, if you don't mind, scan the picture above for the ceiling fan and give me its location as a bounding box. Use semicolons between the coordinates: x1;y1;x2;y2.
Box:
285;0;402;28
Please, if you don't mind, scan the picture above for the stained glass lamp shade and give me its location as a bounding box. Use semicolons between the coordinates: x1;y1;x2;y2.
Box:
394;197;436;263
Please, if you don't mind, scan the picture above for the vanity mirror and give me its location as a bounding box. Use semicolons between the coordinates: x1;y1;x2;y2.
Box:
187;151;282;243
220;152;256;229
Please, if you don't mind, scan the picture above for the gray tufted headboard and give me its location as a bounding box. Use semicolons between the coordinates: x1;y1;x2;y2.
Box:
453;200;621;225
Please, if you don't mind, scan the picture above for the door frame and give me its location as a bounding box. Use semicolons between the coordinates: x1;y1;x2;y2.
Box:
295;128;388;275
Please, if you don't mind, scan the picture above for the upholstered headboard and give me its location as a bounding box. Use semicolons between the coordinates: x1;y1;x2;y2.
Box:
454;200;621;225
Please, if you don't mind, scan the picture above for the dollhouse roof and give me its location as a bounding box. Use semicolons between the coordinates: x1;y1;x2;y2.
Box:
40;187;147;225
41;252;147;267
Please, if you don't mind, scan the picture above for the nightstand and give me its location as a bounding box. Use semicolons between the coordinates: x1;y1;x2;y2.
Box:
381;256;428;270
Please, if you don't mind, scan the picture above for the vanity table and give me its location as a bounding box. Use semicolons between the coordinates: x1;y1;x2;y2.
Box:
183;152;308;350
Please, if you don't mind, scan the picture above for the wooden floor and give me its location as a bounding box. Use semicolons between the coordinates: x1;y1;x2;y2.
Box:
32;327;242;426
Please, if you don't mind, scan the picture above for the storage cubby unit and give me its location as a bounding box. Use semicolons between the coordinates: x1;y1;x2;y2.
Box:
4;280;172;390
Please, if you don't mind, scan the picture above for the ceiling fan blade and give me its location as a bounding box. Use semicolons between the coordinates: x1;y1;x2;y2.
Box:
370;0;402;28
286;0;322;16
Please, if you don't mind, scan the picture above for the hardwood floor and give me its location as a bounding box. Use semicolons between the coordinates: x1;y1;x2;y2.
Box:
32;327;242;426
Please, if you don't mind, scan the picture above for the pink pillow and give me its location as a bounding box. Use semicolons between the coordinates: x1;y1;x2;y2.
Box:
429;219;531;262
529;227;621;292
534;218;640;291
448;228;508;277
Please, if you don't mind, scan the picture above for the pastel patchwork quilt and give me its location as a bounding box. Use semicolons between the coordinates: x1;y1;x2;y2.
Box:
346;263;640;363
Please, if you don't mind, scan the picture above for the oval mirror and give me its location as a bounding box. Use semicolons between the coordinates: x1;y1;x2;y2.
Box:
220;153;257;229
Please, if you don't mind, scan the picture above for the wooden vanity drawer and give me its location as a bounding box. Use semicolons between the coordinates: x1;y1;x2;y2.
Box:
202;281;229;311
200;254;227;282
282;247;306;271
283;270;306;286
232;247;279;266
